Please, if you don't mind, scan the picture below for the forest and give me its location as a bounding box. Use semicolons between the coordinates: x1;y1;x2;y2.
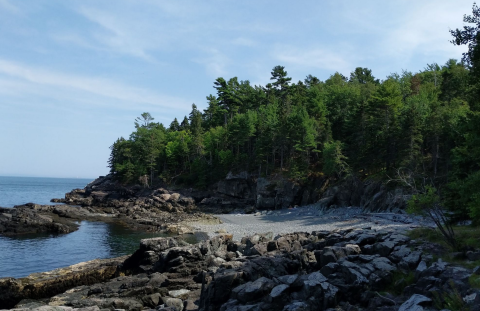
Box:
108;5;480;222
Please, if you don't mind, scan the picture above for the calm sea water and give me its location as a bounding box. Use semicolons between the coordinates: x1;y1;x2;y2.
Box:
0;176;93;207
0;221;168;278
0;176;174;278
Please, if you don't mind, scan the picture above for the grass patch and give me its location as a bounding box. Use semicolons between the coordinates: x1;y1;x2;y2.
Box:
408;225;480;269
432;281;470;311
385;270;416;295
408;227;444;244
409;225;480;250
469;274;480;289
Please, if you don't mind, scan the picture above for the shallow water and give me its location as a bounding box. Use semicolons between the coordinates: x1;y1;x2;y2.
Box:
0;221;173;278
0;176;199;279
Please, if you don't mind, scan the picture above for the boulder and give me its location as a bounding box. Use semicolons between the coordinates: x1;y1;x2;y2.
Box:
398;294;431;311
164;297;184;311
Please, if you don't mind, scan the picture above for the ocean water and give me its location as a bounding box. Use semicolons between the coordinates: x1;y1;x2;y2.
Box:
0;176;174;278
0;176;93;207
0;221;167;278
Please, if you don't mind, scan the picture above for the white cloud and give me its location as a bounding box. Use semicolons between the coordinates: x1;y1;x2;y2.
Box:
192;49;230;78
0;59;192;112
77;6;162;61
380;1;471;62
273;45;352;74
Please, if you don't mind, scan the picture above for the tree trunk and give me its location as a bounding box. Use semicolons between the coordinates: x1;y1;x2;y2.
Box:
281;147;284;169
433;134;439;179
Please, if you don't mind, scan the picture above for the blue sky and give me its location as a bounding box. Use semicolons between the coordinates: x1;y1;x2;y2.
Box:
0;0;473;178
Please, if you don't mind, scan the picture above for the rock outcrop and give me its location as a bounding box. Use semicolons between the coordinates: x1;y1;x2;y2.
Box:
0;205;79;236
317;177;411;213
0;201;215;237
3;228;480;311
59;174;411;215
62;175;197;215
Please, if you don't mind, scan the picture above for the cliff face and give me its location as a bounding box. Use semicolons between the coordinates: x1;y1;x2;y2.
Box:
214;174;410;212
61;174;410;214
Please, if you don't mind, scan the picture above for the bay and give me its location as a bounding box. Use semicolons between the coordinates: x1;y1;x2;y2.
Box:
0;176;93;207
0;176;176;278
0;221;169;278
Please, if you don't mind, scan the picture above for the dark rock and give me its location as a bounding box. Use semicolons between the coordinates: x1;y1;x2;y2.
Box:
282;301;309;311
4;226;479;311
473;266;480;275
315;248;337;268
467;251;480;261
234;277;276;303
269;284;290;301
373;241;395;257
355;233;377;246
0;206;78;236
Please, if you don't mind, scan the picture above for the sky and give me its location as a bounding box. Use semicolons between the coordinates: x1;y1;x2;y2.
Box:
0;0;473;178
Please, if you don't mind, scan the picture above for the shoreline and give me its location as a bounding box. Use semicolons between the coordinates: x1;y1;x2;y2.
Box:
187;205;435;241
2;223;478;311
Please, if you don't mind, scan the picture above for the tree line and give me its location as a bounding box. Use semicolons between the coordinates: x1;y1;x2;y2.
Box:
108;4;480;222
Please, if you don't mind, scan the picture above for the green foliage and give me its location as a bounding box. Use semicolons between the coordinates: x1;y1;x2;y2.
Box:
450;3;480;75
322;140;349;177
407;186;439;215
385;270;415;295
432;281;469;311
447;170;480;222
445;4;480;223
105;8;480;222
408;226;480;266
469;274;480;289
107;59;478;198
408;186;458;249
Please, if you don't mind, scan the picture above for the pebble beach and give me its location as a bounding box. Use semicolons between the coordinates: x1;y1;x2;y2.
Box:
188;204;436;241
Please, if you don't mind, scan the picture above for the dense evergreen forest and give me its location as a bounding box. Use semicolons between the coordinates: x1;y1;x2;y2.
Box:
108;5;480;221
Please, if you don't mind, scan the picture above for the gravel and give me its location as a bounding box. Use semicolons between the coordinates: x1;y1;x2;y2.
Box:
187;204;435;241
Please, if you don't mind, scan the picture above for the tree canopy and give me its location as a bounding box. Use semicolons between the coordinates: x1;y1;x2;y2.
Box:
107;4;480;222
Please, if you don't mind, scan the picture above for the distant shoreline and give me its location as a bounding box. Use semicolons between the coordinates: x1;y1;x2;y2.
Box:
0;175;95;180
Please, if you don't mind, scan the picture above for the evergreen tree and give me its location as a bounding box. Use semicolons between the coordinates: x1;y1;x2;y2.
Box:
169;118;180;131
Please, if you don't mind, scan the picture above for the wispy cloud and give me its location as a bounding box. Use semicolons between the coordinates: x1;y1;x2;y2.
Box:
378;1;470;63
193;49;230;78
232;37;256;47
51;33;105;52
0;59;192;112
273;45;352;74
0;0;18;13
77;6;161;61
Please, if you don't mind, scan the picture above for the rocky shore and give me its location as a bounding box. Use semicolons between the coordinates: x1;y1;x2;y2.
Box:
0;173;412;238
2;174;477;310
1;227;480;311
0;186;218;237
0;204;79;236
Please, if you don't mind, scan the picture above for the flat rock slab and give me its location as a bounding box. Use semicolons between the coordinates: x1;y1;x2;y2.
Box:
0;256;128;309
